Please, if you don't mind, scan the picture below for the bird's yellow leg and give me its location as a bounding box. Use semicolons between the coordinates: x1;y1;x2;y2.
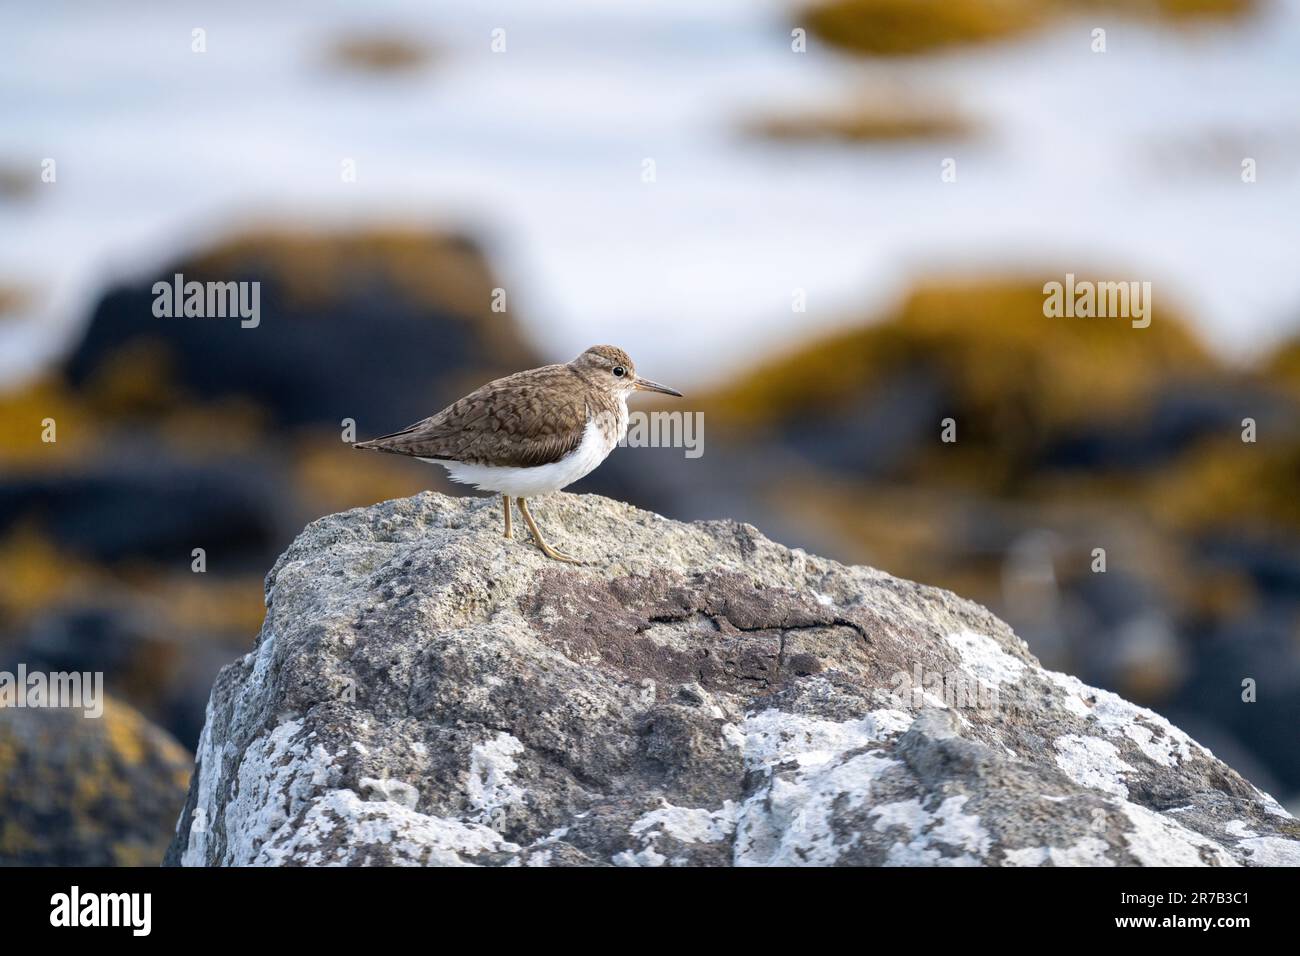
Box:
502;495;513;539
518;498;578;563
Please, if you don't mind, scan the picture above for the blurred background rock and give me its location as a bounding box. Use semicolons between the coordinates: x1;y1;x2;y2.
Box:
1;0;1297;863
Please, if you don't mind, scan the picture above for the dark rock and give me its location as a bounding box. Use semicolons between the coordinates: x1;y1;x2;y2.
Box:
0;463;279;566
62;230;539;431
0;697;191;865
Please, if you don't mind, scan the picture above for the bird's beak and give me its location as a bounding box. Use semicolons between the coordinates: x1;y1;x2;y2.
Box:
633;377;683;397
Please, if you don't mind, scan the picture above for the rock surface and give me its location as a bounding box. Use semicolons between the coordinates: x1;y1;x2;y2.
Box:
1;696;192;865
166;492;1300;866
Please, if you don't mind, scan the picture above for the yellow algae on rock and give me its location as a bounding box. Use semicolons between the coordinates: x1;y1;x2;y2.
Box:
0;695;191;865
802;0;1258;57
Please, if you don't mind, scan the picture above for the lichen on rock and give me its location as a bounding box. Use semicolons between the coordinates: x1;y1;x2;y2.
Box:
166;492;1300;866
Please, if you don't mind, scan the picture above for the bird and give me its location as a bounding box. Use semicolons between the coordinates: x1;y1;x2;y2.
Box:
353;345;682;562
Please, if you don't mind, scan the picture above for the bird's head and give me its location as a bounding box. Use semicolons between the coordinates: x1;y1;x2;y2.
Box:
570;344;682;398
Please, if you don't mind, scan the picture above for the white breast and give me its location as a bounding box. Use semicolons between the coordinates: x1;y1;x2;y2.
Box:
422;414;618;498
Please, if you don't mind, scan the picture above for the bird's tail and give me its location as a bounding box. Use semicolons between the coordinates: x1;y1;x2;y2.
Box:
353;419;426;452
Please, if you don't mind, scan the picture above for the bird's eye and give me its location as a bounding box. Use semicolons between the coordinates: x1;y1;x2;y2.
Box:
612;366;626;377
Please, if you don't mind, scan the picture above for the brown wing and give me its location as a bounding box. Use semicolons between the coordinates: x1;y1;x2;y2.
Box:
355;364;589;467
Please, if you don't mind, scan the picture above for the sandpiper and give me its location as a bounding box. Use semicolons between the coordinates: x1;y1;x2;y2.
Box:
354;345;682;562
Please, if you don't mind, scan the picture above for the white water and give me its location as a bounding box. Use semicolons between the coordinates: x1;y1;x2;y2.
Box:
2;0;1298;387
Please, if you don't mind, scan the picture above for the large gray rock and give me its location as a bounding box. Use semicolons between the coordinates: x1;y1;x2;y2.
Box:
166;492;1300;866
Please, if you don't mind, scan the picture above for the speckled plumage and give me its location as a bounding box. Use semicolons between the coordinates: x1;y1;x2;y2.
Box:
354;345;681;562
354;345;634;468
